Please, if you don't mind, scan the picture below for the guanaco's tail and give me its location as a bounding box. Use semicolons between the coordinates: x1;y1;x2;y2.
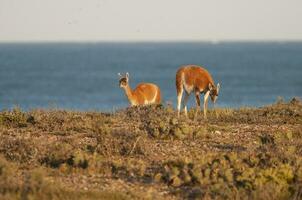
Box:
155;87;161;104
176;67;184;95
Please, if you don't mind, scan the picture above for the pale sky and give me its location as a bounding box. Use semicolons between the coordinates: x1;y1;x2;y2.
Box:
1;0;302;42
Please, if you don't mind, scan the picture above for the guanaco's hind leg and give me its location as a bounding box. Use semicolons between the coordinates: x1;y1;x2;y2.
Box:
183;92;190;117
203;90;210;119
177;88;183;117
194;91;201;119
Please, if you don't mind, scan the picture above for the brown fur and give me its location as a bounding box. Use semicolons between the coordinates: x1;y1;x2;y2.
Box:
132;83;161;105
119;74;161;106
176;65;215;95
176;65;220;118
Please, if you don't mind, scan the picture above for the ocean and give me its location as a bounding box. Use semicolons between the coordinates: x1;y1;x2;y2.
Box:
0;42;301;111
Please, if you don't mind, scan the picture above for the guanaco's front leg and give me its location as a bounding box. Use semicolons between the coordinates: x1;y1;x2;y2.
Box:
203;90;210;119
194;91;200;119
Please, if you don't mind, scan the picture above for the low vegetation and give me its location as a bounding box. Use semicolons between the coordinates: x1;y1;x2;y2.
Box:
0;98;301;199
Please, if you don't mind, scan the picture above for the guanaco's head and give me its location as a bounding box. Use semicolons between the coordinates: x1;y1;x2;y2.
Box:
209;83;220;103
118;72;129;88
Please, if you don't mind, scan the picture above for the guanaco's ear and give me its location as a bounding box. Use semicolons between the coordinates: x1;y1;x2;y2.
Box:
217;83;220;93
126;72;129;80
118;73;122;77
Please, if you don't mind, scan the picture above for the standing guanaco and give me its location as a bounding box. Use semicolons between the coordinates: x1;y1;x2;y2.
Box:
176;65;220;119
118;72;161;106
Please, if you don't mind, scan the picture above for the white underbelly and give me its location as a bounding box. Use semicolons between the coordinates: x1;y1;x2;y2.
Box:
183;82;194;94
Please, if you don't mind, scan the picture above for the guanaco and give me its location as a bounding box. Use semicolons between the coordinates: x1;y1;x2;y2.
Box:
176;65;220;119
118;72;161;106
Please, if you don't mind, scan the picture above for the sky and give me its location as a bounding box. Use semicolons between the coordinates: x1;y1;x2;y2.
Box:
1;0;302;42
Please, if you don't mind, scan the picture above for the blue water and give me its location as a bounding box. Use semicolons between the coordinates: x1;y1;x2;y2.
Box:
0;42;301;111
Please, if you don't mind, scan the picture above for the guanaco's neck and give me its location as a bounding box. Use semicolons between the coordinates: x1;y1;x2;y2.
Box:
123;84;136;105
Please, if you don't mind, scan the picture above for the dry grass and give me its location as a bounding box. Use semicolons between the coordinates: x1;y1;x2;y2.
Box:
0;98;301;199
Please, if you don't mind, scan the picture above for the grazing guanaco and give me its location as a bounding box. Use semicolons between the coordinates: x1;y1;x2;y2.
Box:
118;72;161;106
176;65;220;119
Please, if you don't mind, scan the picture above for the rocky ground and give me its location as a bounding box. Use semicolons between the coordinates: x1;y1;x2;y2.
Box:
0;98;302;200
